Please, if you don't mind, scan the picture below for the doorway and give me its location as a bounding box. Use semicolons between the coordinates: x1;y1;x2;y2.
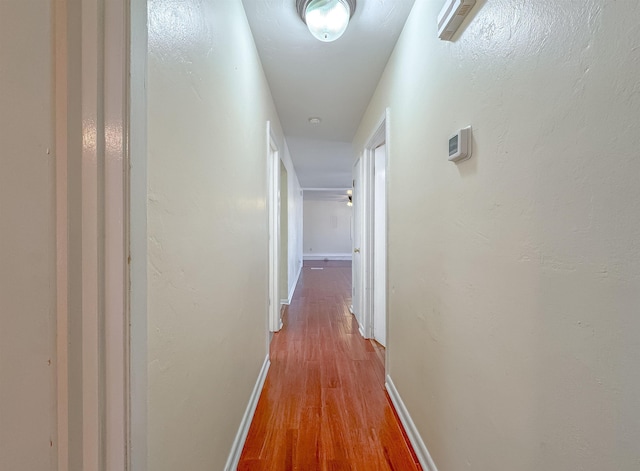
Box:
352;159;363;332
373;143;387;346
268;122;283;332
279;161;289;305
352;109;389;352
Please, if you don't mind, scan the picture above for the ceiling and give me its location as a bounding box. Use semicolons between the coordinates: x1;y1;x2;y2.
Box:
242;0;416;190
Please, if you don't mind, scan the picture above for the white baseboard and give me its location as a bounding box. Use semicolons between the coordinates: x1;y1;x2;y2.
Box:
224;355;270;471
281;264;302;305
290;263;301;300
303;253;352;261
385;375;438;471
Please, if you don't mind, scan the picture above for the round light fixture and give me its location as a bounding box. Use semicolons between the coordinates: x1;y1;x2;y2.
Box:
296;0;356;42
308;117;322;125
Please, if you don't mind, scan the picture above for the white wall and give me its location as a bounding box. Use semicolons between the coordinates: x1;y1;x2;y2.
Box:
303;198;353;259
0;2;56;469
354;0;640;469
147;0;301;469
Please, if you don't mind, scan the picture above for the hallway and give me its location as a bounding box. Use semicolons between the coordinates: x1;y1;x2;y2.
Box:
4;1;640;469
238;261;420;470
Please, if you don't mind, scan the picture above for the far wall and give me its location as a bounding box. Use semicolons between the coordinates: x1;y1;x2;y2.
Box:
303;198;352;260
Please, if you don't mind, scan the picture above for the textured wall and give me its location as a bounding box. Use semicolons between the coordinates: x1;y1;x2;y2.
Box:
147;0;297;468
0;1;56;469
354;0;640;469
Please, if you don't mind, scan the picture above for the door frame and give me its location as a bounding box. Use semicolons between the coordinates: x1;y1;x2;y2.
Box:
267;121;283;333
352;157;364;332
359;109;390;342
372;143;387;346
55;0;132;468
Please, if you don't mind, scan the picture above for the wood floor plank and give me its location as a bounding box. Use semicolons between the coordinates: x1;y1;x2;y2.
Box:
238;261;421;470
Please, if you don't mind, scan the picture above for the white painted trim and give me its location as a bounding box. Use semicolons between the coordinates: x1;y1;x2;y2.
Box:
55;0;131;467
81;1;103;467
104;0;129;467
385;375;438;471
362;150;373;339
351;157;363;329
372;144;387;347
303;253;353;261
267;122;282;332
281;263;302;305
54;0;70;468
224;356;271;471
129;0;148;468
358;110;389;341
358;324;366;338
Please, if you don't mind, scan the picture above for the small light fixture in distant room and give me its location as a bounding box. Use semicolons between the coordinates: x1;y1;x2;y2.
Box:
308;117;322;125
296;0;356;42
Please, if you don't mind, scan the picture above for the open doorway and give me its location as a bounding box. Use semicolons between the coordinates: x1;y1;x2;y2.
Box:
268;122;283;332
373;143;387;347
279;161;289;305
353;109;389;366
268;124;295;333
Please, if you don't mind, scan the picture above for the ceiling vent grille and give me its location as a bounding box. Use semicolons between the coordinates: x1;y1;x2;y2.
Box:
437;0;476;41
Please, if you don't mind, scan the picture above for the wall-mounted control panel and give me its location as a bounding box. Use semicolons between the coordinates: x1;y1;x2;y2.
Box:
448;126;472;163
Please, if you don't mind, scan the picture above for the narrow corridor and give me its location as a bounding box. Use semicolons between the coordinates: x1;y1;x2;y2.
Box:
238;261;421;470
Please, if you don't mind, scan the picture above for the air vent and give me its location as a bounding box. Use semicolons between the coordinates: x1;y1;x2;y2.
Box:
437;0;476;41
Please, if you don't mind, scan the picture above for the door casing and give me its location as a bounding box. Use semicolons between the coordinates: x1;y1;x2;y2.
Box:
355;109;390;352
267;121;283;333
373;143;387;346
55;0;132;468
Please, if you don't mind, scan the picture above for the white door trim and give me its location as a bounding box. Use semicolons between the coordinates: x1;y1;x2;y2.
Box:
373;144;387;346
104;0;129;467
55;0;131;468
54;1;70;467
360;109;390;345
267;122;282;332
351;157;363;330
129;0;149;469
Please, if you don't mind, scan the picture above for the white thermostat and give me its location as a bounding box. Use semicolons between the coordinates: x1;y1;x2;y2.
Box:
448;126;472;163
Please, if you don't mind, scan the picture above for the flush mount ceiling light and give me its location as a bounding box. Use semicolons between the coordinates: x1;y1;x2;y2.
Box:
296;0;356;42
308;117;322;124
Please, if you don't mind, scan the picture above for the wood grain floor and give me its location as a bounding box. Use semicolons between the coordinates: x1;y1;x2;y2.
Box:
238;261;421;470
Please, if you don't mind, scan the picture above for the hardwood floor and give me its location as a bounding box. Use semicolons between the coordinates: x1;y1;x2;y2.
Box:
238;261;421;471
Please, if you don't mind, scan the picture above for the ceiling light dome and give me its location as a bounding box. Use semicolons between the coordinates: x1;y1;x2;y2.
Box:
297;0;356;42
